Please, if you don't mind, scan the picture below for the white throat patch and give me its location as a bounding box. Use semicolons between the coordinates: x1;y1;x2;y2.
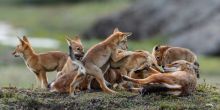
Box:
72;60;86;75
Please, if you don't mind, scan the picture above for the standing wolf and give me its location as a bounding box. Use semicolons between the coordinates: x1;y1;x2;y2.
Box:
71;28;132;94
12;36;68;88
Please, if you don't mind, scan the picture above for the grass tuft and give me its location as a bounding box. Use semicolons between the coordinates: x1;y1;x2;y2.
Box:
0;83;219;109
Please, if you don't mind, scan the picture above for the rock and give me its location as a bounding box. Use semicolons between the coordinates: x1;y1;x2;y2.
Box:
169;15;220;55
83;0;220;55
83;0;220;40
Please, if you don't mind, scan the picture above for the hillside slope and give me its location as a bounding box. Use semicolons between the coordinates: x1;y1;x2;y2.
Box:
0;83;219;110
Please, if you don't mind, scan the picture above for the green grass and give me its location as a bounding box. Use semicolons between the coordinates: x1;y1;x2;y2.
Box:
0;83;220;109
198;56;220;74
0;65;56;88
0;0;131;38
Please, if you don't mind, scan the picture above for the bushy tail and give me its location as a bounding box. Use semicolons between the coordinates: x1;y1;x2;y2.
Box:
141;84;181;96
141;84;169;96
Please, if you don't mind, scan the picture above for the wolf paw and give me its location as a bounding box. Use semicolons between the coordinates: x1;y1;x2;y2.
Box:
70;92;78;98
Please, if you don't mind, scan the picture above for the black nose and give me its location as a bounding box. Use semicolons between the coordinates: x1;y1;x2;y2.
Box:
162;66;165;68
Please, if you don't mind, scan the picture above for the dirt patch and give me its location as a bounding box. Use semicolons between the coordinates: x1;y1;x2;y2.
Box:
0;84;220;110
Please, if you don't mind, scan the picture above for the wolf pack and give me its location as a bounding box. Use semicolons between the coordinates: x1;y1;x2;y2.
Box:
12;28;200;97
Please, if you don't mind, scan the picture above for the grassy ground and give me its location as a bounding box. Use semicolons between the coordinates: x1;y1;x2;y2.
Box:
0;83;219;110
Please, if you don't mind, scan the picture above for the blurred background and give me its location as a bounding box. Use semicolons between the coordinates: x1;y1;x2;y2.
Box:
0;0;219;89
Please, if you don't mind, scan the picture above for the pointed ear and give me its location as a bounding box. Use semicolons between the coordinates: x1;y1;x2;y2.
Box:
23;36;29;43
17;36;25;45
65;36;72;46
74;36;82;44
154;45;160;51
113;28;119;33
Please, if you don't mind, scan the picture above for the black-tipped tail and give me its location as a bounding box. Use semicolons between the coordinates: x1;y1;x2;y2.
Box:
141;84;170;96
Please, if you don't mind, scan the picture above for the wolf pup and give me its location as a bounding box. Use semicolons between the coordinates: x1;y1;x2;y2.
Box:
109;50;161;89
66;36;84;60
56;36;85;78
12;36;68;88
152;45;200;78
70;28;133;94
49;44;86;95
123;60;198;96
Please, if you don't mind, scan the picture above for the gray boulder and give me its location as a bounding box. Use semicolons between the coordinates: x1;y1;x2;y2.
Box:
83;0;220;55
169;14;220;55
83;0;220;40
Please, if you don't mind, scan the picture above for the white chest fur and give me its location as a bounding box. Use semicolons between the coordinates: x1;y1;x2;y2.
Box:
72;60;86;75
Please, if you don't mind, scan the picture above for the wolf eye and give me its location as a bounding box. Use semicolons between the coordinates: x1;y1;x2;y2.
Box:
156;57;160;60
76;47;80;50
